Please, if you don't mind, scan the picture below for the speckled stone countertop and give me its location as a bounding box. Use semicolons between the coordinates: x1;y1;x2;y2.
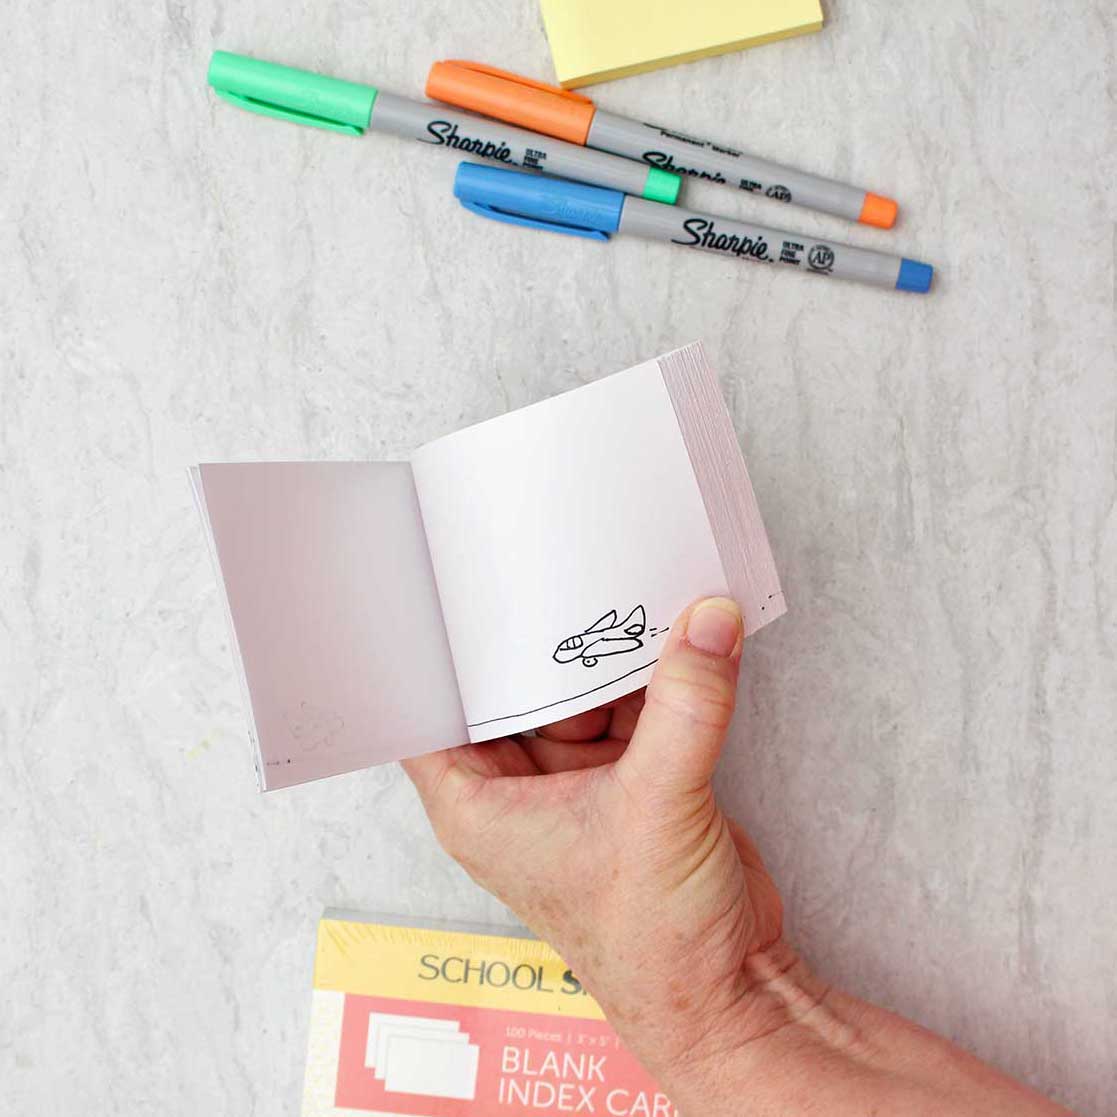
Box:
2;2;1114;1113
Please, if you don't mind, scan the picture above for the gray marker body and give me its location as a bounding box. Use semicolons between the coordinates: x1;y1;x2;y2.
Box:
371;93;664;199
589;110;868;222
618;197;904;288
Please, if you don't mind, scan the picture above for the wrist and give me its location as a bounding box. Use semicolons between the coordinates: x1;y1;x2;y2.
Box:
644;942;866;1114
654;945;1074;1117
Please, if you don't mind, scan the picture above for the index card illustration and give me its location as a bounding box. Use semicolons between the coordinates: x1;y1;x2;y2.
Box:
553;605;668;667
365;1013;461;1071
384;1035;481;1100
365;1011;479;1101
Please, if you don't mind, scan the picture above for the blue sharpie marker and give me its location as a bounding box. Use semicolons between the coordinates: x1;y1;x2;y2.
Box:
454;162;933;294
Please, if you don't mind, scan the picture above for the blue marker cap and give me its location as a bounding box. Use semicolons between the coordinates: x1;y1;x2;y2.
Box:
896;258;934;293
453;162;625;241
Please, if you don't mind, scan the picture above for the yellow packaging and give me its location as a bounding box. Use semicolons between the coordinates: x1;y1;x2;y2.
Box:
302;912;676;1117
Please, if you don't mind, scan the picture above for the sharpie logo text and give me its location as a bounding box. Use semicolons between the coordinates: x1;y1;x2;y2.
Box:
672;218;771;261
643;150;727;184
424;119;516;163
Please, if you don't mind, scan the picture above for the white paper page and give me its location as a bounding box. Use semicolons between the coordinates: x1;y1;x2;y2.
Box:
364;1012;461;1070
383;1035;481;1100
196;463;467;788
411;360;729;739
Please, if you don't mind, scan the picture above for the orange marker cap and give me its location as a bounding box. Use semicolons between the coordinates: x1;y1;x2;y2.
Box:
858;192;898;229
426;61;597;147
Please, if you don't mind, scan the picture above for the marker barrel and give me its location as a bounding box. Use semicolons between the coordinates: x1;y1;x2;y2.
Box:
590;110;895;228
370;94;677;202
618;197;930;291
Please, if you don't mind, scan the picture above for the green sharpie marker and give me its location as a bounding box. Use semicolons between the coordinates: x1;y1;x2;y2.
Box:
207;51;680;204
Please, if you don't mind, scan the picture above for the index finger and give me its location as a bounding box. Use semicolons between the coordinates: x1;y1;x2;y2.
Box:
536;705;614;742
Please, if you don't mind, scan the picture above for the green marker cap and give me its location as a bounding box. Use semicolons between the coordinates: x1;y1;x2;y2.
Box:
642;165;680;205
207;50;378;135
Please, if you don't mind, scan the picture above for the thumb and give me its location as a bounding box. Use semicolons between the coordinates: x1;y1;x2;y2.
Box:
619;597;743;796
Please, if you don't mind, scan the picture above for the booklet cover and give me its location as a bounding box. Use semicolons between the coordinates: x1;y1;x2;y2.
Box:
192;342;785;789
302;913;677;1117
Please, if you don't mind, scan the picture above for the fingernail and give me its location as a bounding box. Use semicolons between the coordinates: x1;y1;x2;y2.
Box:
685;598;742;657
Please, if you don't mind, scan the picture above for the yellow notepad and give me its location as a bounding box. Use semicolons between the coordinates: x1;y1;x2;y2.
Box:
539;0;824;88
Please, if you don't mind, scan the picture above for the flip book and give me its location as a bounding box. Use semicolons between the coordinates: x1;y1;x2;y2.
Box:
191;342;785;790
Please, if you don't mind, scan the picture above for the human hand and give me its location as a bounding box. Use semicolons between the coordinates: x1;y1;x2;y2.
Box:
405;596;1076;1117
403;596;787;1084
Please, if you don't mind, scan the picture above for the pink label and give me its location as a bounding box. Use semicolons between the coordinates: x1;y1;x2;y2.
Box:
336;994;676;1116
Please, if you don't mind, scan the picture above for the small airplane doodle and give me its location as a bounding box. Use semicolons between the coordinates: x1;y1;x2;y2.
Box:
286;701;345;751
552;605;668;668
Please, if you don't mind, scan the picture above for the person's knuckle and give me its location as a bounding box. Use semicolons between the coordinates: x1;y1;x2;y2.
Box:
650;657;737;728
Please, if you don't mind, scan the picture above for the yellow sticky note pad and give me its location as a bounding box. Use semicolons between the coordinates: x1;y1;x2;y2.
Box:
539;0;824;88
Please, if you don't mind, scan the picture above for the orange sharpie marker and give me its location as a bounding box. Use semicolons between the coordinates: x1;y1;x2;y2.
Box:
428;60;898;229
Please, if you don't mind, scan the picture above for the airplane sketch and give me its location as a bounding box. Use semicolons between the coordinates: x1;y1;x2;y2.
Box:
552;605;667;668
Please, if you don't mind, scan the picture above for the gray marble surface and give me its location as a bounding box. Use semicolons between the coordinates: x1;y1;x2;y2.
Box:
2;1;1115;1113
